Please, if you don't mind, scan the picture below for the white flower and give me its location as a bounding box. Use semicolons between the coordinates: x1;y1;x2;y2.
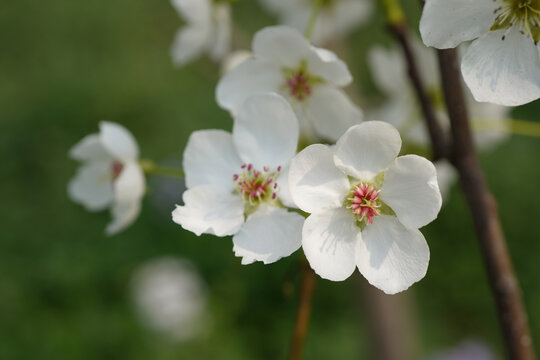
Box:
288;121;442;294
170;0;231;66
420;0;540;106
259;0;373;45
368;39;511;152
216;25;363;143
220;50;253;75
68;121;145;235
131;257;208;341
172;94;304;265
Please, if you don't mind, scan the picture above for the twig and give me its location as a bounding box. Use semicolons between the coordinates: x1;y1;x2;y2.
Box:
287;262;317;360
437;48;535;360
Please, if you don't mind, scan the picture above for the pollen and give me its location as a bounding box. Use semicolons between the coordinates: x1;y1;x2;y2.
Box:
346;183;381;225
282;61;322;102
233;163;281;204
492;0;540;43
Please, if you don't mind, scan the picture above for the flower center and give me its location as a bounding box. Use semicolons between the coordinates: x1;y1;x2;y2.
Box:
233;163;281;206
111;161;124;181
282;61;322;102
492;0;540;42
346;183;381;225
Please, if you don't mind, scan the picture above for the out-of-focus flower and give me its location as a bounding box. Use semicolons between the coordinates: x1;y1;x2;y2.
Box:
259;0;373;45
172;94;304;265
289;121;442;294
430;340;495;360
420;0;540;106
217;25;362;143
131;257;208;342
170;0;231;66
68;122;145;235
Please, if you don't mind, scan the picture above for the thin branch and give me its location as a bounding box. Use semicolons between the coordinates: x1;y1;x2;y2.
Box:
437;48;535;360
287;262;317;360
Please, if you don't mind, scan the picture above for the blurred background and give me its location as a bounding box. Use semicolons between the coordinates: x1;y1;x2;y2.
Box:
1;0;539;359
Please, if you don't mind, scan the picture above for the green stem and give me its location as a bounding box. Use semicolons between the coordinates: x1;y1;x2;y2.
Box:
472;118;540;139
305;0;324;40
139;160;184;179
380;0;405;25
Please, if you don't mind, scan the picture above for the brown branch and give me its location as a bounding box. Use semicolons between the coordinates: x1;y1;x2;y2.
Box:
287;262;317;360
437;48;535;360
387;21;449;160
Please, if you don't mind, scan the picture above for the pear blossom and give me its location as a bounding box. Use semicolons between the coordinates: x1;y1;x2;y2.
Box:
216;25;363;143
68;121;145;235
420;0;540;106
259;0;373;45
172;94;304;264
170;0;231;66
289;121;442;294
131;257;208;341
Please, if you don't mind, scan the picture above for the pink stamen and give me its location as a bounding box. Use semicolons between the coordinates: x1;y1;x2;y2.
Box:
111;161;124;181
348;183;381;225
233;164;282;203
286;72;312;101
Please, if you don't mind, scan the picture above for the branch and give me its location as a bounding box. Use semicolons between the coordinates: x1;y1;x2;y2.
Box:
437;48;535;360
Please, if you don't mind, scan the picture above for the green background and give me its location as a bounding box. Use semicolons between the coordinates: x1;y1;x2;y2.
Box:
1;0;539;359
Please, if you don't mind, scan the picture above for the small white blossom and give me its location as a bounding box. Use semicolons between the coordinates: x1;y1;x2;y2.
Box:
170;0;231;66
131;257;208;341
216;25;363;143
68;122;145;235
172;94;304;265
420;0;540;106
259;0;373;45
289;121;442;294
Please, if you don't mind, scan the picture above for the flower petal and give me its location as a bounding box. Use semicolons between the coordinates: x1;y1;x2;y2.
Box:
381;155;442;229
183;129;243;189
170;25;210;66
106;199;142;236
68;161;114;211
114;161;146;204
216;59;283;113
276;165;295;208
356;215;430;294
461;29;540;106
69;134;110;161
208;4;231;61
305;84;362;141
172;185;245;237
420;0;496;49
252;26;312;67
302;208;360;281
289;144;350;214
334;121;401;181
170;0;210;24
99;121;139;161
368;45;408;96
233;93;299;168
232;206;303;264
307;47;353;86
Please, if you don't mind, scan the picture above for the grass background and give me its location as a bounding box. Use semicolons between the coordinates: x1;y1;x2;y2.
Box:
1;0;539;358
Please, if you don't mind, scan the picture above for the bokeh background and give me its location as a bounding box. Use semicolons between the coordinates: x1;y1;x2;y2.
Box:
1;0;539;359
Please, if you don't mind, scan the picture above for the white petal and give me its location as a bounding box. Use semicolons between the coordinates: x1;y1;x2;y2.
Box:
183;129;243;189
368;45;408;96
289;144;350;214
172;185;245;237
68;161;114;211
331;0;373;36
233;94;299;168
381;155;442;229
170;25;210;66
356;215;430;294
106;199;142;236
69;134;110;161
276;165;295;208
114;162;146;204
307;47;353;86
461;29;540;106
221;50;253;75
334;121;401;181
216;59;283;113
232;206;303;264
209;4;231;61
170;0;210;24
420;0;497;49
99;121;139;161
434;159;457;201
305;84;362;142
302;208;360;281
252;26;312;68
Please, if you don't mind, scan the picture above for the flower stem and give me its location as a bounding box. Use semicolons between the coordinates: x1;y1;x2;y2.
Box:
437;48;535;360
472;118;540;139
139;160;184;179
305;0;324;40
287;261;317;360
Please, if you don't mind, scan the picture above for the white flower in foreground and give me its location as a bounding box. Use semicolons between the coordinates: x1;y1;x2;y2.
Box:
68;122;145;235
217;25;362;143
172;94;304;264
420;0;540;106
132;257;208;341
170;0;231;66
259;0;373;45
368;39;511;152
289;121;442;294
